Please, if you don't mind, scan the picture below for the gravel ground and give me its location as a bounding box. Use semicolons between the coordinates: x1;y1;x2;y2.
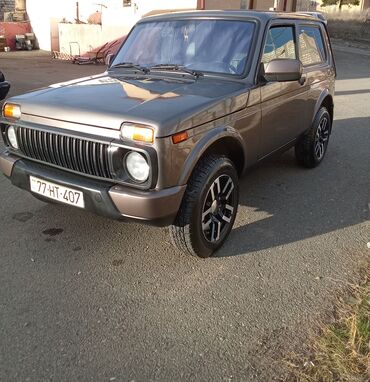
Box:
0;48;369;382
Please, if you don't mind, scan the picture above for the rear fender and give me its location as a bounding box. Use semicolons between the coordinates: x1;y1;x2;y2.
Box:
313;90;334;130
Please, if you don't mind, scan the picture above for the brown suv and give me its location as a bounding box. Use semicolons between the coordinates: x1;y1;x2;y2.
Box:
0;11;335;257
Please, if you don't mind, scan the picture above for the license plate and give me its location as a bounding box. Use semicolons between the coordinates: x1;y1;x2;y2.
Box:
30;176;85;208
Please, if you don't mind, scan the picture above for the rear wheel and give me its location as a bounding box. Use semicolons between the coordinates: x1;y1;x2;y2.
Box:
169;155;239;258
295;107;331;168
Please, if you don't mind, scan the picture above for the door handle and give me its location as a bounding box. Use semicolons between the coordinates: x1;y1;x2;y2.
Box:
299;76;307;86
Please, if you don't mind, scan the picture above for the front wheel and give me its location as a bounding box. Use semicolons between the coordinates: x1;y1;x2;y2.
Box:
169;155;239;258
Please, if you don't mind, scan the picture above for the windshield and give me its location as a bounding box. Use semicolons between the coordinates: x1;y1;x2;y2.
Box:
111;19;256;76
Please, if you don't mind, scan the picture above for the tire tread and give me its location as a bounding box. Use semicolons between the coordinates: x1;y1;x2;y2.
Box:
295;107;330;168
169;155;230;257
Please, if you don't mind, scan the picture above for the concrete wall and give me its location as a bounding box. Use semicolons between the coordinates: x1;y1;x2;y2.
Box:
58;24;101;56
27;0;90;50
204;0;243;9
58;23;133;55
135;0;197;15
295;0;317;11
253;0;274;10
362;0;370;10
57;0;198;55
27;0;198;52
204;0;300;11
27;0;131;51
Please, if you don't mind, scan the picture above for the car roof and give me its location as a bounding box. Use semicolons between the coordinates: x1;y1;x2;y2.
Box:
139;10;322;24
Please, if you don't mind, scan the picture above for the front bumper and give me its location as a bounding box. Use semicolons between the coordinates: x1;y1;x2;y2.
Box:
0;151;185;226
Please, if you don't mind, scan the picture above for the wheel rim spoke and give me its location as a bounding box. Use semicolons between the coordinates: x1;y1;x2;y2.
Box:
322;129;329;141
215;177;221;194
210;182;216;201
202;207;212;221
320;117;327;131
222;177;232;195
314;116;330;160
316;142;323;159
201;174;236;243
210;218;221;242
202;216;212;231
220;212;231;223
222;178;234;200
225;204;234;213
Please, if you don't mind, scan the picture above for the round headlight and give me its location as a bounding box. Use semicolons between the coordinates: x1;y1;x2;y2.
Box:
7;126;18;149
125;151;150;182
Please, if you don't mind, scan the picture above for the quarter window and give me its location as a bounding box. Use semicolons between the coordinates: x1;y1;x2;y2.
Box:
262;26;296;64
299;26;326;66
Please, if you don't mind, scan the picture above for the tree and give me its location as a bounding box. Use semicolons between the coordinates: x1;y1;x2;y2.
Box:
321;0;360;10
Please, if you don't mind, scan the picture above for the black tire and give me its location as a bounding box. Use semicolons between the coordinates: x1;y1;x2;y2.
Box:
169;155;239;258
295;107;331;168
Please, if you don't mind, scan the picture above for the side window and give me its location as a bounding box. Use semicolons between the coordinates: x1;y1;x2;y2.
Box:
299;25;326;66
262;26;296;64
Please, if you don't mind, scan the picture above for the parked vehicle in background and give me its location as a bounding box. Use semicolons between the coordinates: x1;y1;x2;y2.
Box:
0;71;10;101
15;33;36;51
0;11;335;258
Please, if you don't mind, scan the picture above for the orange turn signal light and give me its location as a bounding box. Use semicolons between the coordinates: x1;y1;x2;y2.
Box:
3;103;21;119
172;131;189;144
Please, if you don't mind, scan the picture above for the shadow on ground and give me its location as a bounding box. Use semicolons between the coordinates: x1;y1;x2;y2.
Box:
20;115;369;261
217;115;370;257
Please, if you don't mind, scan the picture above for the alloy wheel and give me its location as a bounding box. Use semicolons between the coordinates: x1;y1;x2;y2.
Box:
314;116;329;160
201;174;236;243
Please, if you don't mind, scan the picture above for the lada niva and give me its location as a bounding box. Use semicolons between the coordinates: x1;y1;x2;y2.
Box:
0;11;335;257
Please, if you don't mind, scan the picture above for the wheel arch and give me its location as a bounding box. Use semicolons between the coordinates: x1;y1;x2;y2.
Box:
177;126;247;185
313;91;334;130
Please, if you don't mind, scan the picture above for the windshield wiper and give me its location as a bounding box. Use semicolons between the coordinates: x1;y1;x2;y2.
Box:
149;64;204;77
110;62;149;73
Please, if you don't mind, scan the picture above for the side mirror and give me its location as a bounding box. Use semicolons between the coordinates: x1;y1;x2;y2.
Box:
263;59;302;82
105;53;115;66
0;71;10;101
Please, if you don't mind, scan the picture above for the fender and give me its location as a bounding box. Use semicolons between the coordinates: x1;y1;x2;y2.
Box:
312;89;333;125
177;125;248;185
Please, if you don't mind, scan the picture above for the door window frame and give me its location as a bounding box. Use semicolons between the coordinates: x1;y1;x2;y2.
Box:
255;20;298;84
297;22;329;68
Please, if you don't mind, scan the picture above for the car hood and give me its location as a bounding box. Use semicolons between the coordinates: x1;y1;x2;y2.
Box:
9;73;250;137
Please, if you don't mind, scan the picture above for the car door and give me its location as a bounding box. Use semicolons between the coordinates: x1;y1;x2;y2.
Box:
259;22;310;159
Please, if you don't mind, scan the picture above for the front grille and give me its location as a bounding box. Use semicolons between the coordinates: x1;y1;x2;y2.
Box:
16;126;112;179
